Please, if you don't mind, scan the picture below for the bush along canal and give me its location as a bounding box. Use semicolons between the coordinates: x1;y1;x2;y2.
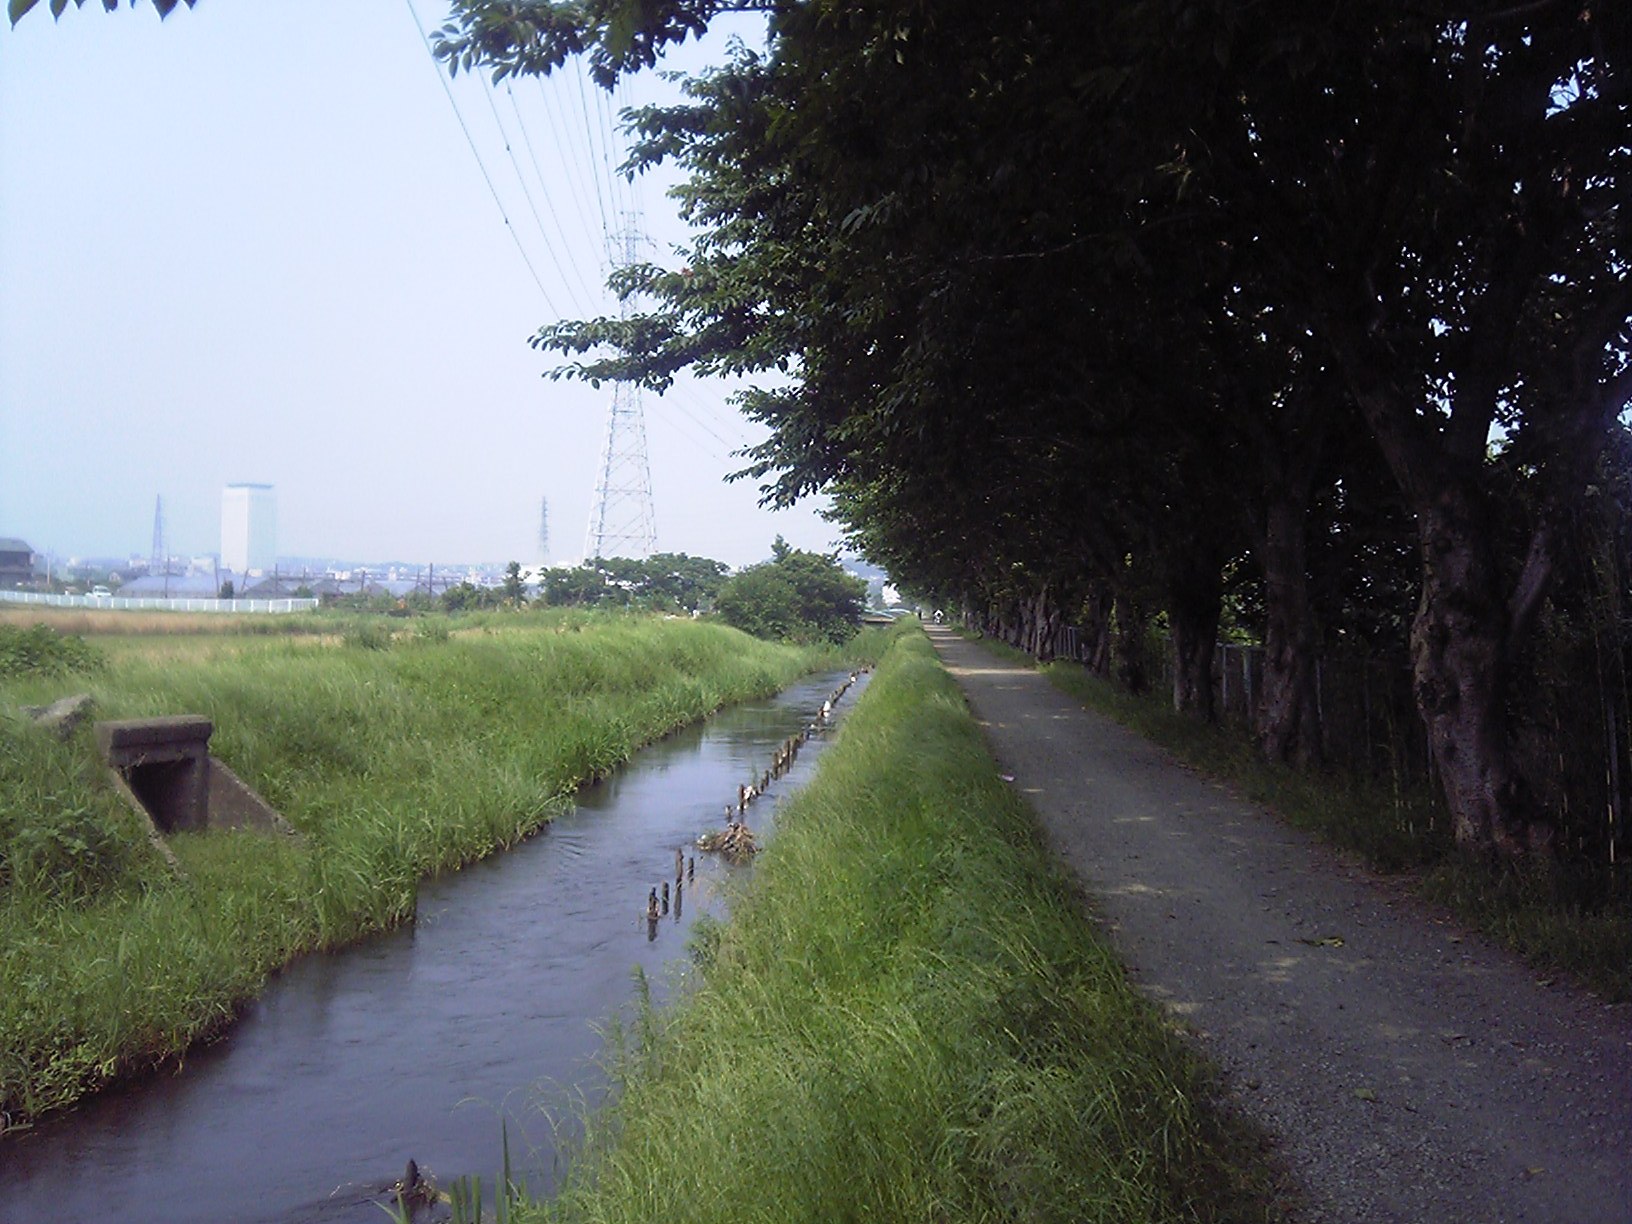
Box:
0;666;871;1224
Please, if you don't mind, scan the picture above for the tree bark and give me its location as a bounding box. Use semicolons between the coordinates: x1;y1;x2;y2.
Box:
1114;592;1150;694
1032;587;1062;661
1168;550;1222;720
1256;491;1323;765
1081;585;1114;676
1409;488;1541;858
1170;602;1219;720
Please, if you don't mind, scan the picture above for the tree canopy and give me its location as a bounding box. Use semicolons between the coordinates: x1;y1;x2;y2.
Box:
537;552;729;611
437;0;1630;872
9;0;195;26
713;536;865;644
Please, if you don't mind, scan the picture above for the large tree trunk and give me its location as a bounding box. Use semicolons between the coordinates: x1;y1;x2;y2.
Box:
1339;342;1559;860
1032;587;1062;661
1257;492;1323;765
1081;585;1114;676
1114;592;1150;694
1015;598;1035;652
1168;556;1222;720
1236;359;1330;767
1410;489;1541;859
1170;602;1219;720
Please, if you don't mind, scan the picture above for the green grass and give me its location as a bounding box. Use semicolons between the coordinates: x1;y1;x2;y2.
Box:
0;616;888;1125
521;631;1289;1224
1017;653;1631;1003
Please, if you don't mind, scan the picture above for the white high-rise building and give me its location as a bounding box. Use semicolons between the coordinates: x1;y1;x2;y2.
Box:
221;483;275;575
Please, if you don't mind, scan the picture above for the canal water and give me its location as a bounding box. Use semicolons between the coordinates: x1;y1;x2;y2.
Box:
0;669;866;1224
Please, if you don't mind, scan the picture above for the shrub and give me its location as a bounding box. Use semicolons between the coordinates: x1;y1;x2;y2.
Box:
0;625;105;679
714;537;866;644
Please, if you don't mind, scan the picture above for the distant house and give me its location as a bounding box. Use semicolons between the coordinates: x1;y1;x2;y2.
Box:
241;575;327;599
119;572;221;598
0;537;35;589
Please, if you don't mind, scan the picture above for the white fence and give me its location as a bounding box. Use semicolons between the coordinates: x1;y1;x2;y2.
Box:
0;591;318;615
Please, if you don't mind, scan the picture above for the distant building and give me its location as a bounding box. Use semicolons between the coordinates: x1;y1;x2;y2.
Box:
221;484;275;575
119;572;220;598
0;537;34;588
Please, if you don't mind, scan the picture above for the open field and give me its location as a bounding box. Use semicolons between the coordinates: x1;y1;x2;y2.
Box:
0;615;888;1125
0;605;333;638
518;631;1287;1224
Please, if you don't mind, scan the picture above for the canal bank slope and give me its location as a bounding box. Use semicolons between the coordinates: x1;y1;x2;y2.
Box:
525;630;1287;1224
927;626;1632;1224
1;617;881;1125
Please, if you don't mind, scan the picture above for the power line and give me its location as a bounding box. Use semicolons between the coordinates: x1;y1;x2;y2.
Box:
401;0;564;317
670;381;754;446
658;388;738;452
478;72;600;314
646;396;726;461
532;76;608;263
571;58;615;260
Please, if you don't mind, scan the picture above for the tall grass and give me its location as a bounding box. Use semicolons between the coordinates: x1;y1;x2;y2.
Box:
525;632;1287;1224
0;618;884;1124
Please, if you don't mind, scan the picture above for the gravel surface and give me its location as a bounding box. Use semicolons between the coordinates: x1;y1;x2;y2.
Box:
928;628;1631;1224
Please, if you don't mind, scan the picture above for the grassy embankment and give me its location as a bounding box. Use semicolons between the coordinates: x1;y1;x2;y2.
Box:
0;613;880;1126
516;630;1287;1224
955;637;1632;1002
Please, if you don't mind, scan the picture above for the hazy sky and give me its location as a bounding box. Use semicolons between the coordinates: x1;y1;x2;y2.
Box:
0;1;838;569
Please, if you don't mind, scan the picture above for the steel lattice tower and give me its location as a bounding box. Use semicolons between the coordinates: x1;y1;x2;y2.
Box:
584;223;658;560
150;495;166;574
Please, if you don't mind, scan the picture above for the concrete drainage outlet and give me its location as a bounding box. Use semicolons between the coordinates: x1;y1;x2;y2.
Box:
94;716;296;853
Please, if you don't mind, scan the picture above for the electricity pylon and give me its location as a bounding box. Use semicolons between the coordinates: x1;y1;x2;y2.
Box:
150;494;166;574
584;221;657;561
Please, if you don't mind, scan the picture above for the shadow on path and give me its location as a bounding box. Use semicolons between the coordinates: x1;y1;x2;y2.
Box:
928;626;1631;1224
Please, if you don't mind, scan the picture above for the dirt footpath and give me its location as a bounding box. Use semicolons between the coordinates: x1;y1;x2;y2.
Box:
927;628;1631;1224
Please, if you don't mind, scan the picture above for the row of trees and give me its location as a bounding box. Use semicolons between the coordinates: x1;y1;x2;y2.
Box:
437;0;1630;870
439;545;864;644
521;553;731;611
433;554;729;612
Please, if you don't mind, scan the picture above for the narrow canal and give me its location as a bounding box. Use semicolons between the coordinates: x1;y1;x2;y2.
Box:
0;669;866;1224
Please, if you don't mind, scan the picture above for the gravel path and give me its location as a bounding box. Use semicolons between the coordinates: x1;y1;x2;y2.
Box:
927;627;1631;1224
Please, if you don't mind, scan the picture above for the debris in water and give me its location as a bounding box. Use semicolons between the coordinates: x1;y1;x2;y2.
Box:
697;822;758;861
387;1158;440;1209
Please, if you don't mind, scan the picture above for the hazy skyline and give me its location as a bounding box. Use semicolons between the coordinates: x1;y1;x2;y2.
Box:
0;2;838;569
